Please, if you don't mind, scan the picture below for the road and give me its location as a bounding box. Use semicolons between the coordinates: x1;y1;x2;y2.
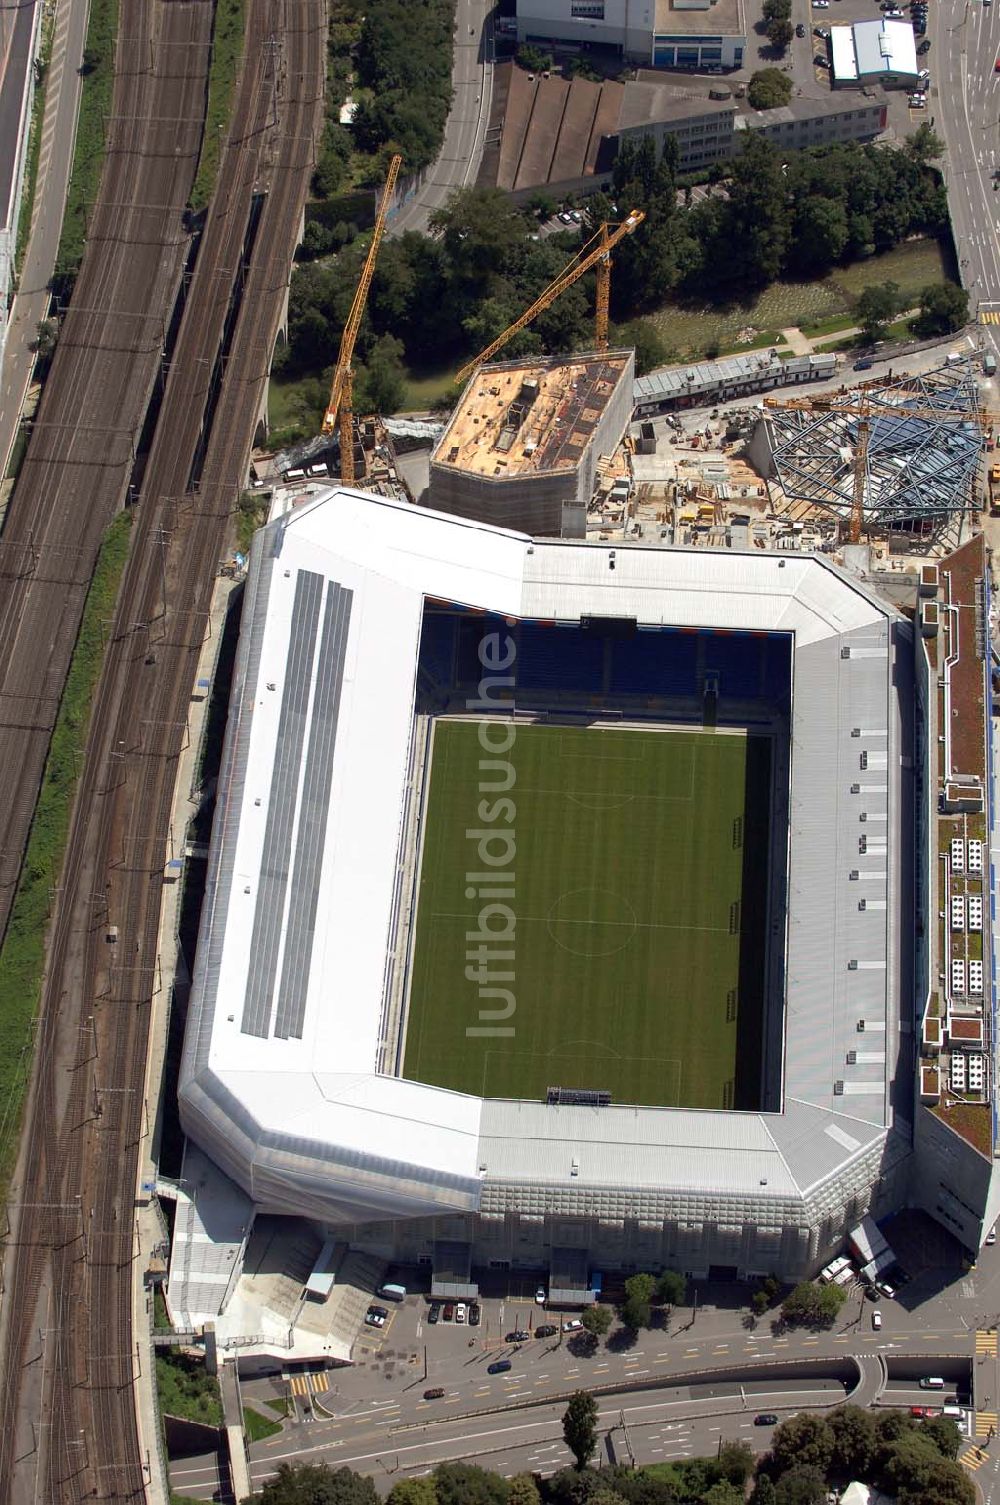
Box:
0;0;325;1498
174;1376;852;1500
933;0;1000;345
0;0;38;236
388;0;494;235
0;0;88;478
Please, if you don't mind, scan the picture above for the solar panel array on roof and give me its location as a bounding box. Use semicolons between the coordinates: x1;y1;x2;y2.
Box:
241;570;324;1037
275;582;353;1039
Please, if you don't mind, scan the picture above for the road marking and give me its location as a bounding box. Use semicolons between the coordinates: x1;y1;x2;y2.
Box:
960;1445;991;1471
977;1330;998;1355
977;1411;998;1437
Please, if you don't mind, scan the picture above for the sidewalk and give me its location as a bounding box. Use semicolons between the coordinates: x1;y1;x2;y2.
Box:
132;569;242;1505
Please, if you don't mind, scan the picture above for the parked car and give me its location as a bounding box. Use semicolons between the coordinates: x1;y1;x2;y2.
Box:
535;1286;547;1305
815;52;831;65
365;1306;387;1327
917;37;931;50
558;211;574;224
910;1406;928;1418
488;1359;512;1374
562;1318;584;1332
908;92;927;105
814;24;832;34
443;1302;455;1321
469;1302;482;1325
872;1309;882;1330
455;1302;467;1324
506;1329;532;1342
428;1303;441;1325
917;66;930;80
987;1225;997;1245
854;357;875;371
755;1414;779;1426
796;21;806;33
423;1387;446;1400
535;1323;558;1338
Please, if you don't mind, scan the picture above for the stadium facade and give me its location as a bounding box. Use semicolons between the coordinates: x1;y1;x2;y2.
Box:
178;487;999;1293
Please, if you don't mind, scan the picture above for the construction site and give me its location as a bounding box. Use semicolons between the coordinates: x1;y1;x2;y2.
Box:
256;156;998;576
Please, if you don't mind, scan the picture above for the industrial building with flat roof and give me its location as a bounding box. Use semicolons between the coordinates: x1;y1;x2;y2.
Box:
427;350;635;536
830;19;919;86
477;65;887;201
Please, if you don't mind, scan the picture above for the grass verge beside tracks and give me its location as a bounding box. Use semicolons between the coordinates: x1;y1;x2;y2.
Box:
0;510;132;1204
189;0;246;214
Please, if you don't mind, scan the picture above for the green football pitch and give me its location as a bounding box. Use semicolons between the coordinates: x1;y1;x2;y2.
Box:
403;720;770;1110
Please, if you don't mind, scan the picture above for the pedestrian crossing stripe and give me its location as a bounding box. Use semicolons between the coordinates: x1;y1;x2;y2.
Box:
976;1330;998;1354
976;1411;998;1437
288;1370;329;1397
959;1447;990;1471
981;310;1000;324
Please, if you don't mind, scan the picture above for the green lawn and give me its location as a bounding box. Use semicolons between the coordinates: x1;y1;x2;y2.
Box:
643;237;955;363
403;721;769;1110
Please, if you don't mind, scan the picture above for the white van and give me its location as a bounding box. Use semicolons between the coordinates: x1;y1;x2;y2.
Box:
378;1283;407;1302
920;1377;946;1390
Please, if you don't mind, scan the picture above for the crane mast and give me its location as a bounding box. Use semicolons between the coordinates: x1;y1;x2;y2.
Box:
322;153;402;485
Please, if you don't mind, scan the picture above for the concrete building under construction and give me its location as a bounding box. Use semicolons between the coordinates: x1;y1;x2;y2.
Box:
427;350;635;537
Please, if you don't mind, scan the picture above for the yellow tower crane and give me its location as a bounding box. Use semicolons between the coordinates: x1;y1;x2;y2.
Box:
764;392;995;544
321;153;402;485
453;210;646;387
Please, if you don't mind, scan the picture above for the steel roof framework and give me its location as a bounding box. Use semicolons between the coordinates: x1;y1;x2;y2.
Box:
766;360;983;526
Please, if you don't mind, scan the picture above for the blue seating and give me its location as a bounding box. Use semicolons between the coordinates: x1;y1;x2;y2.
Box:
516;623;605;694
609;630;699;696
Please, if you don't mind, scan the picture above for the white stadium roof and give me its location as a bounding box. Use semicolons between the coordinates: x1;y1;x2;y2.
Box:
180;488;909;1227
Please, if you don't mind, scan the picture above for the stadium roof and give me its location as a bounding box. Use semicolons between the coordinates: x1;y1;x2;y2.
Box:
180;489;908;1226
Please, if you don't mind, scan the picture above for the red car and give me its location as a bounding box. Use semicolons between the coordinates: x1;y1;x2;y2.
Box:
995;50;1000;70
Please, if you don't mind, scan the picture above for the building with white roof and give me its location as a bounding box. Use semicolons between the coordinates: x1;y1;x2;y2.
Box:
830;19;918;87
177;485;945;1301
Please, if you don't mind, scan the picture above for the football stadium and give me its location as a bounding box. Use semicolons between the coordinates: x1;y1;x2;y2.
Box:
179;484;934;1298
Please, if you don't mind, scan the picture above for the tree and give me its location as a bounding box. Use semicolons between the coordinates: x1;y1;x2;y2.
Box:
762;0;792;19
914;282;969;337
582;1303;614;1338
656;1270;687;1309
387;1482;438;1505
252;1464;379;1505
617;320;667;377
856;280;902;339
907;122;944;162
780;1280;846;1328
747;69;793;109
774;1467;828;1505
919;1415;963;1460
563;1389;600;1468
828;1404;877;1477
716;1441;754;1487
771;1412;835;1474
791;196;849;274
766;17;794;51
434;1462;508;1505
509;1476;543;1505
355;333;407;415
750;1476;778;1505
702;1485;745;1505
621;1272;656;1329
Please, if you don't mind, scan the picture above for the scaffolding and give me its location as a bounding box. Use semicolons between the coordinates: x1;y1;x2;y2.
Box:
763;359;984;531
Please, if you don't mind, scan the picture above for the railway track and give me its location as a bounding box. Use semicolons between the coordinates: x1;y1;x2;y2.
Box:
0;0;325;1498
0;0;212;946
